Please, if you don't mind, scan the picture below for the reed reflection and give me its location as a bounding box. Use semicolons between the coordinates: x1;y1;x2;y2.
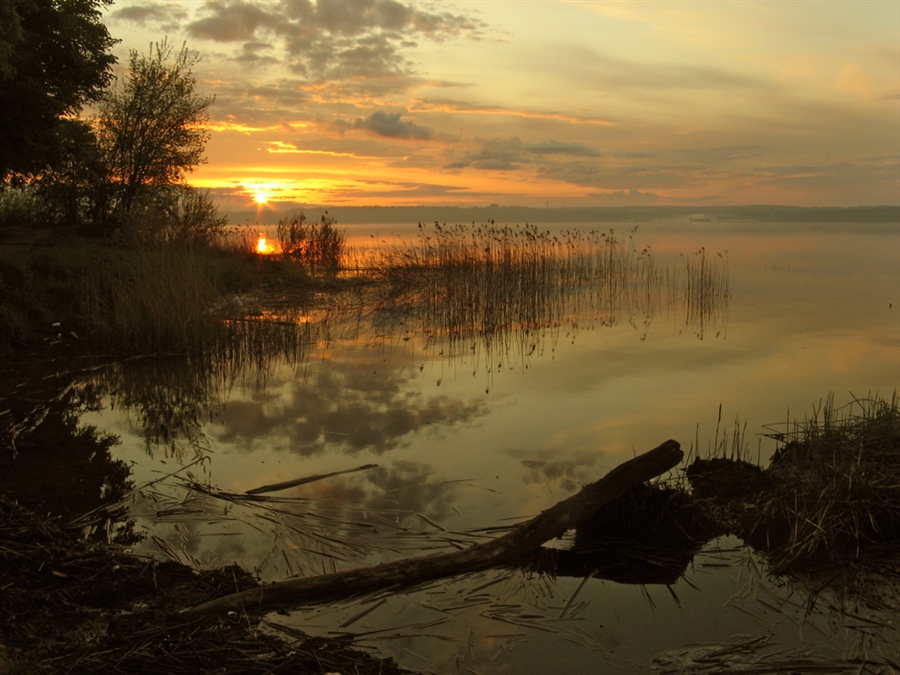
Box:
364;223;728;381
82;224;728;458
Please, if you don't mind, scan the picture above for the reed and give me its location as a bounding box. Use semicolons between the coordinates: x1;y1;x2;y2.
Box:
671;247;730;339
77;244;224;353
361;222;726;378
277;211;346;272
751;392;900;573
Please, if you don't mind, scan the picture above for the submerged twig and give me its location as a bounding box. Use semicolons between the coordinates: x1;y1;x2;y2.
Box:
246;463;378;495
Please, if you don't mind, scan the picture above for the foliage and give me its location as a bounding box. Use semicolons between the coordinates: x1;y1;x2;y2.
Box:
97;38;214;217
120;187;228;247
0;183;45;230
277;211;345;271
0;0;117;179
30;118;113;230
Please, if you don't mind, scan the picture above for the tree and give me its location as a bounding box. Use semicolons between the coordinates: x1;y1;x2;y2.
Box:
0;0;117;179
97;39;215;217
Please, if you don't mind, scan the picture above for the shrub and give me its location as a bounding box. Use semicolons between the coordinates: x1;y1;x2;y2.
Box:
276;211;345;271
120;188;228;248
0;185;47;230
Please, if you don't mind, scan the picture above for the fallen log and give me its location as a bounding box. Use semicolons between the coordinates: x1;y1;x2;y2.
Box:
186;439;682;617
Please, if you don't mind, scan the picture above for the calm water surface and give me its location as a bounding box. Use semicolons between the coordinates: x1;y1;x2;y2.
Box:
77;220;899;673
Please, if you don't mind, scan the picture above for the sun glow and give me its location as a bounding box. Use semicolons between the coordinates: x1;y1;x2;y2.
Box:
256;234;275;255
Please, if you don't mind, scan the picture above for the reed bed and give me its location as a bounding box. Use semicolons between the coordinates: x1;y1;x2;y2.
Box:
673;247;730;339
77;245;224;353
277;211;346;272
362;223;687;376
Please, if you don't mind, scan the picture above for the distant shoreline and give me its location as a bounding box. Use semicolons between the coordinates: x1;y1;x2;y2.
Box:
222;204;900;226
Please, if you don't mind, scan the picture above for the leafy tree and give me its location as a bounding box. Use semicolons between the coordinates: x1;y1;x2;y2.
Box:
33;117;112;230
0;0;117;179
97;39;215;217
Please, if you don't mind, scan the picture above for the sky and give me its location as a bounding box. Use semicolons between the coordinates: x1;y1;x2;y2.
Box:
101;0;900;209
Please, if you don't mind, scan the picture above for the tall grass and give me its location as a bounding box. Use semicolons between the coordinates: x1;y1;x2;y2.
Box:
357;222;727;377
277;211;345;272
674;247;730;339
78;245;224;352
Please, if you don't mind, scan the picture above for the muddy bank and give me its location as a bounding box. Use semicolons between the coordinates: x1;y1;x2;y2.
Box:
0;494;414;674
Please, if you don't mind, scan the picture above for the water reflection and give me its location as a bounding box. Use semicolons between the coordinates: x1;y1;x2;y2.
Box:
213;362;488;456
364;224;728;382
0;376;140;545
79;226;728;459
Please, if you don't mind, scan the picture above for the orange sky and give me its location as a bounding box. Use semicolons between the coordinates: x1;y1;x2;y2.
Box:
103;1;900;209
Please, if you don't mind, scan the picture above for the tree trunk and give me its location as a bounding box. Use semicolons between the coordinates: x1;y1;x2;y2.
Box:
186;440;683;617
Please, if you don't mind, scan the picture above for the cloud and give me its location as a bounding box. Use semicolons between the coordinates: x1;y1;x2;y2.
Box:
213;361;488;455
187;0;486;89
188;1;285;43
411;98;616;125
507;448;599;493
354;110;433;140
525;140;602;157
448;137;601;173
108;2;189;31
206;79;312;125
233;41;279;65
589;189;661;205
565;47;770;93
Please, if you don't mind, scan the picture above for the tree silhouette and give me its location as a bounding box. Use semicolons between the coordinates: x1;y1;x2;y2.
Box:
0;0;116;179
97;39;214;217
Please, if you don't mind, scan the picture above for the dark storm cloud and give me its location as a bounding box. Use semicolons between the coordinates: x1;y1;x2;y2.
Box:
187;0;486;86
354;110;433;140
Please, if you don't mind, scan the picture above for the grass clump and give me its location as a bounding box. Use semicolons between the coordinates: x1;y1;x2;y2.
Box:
685;393;899;576
749;393;900;573
0;494;412;675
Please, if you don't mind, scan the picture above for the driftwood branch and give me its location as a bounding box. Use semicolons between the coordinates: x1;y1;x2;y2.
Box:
186;440;682;617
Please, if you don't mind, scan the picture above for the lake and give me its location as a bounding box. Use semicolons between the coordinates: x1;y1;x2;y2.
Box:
33;220;900;672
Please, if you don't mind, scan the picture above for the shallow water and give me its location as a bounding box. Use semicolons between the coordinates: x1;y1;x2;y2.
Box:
54;221;900;671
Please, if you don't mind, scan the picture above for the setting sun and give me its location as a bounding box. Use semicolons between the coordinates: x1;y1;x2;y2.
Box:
251;187;270;205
